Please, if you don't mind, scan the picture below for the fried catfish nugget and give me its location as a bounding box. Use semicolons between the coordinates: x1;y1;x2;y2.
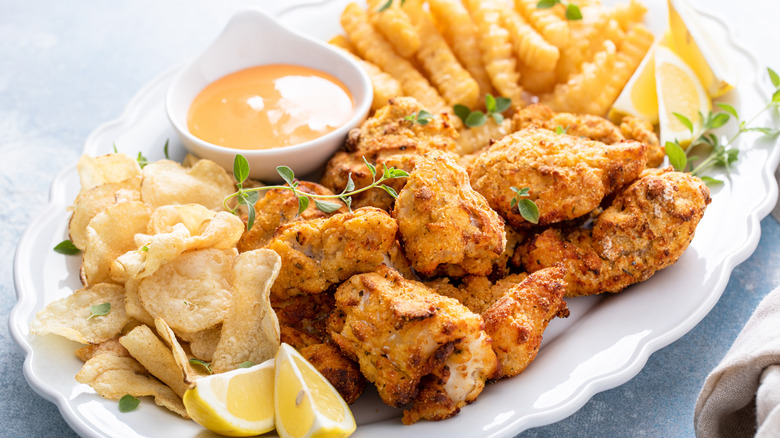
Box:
329;266;497;423
481;267;568;378
321;97;458;211
266;207;398;299
468;127;648;228
237;181;345;252
394;151;506;277
518;168;711;296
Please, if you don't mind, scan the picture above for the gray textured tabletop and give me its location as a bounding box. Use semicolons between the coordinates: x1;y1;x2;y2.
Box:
2;0;780;437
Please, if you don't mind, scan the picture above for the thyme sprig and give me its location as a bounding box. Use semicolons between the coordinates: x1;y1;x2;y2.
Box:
224;155;409;231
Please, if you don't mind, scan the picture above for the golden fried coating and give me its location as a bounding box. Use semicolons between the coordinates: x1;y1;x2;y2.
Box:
321;97;459;211
517;168;711;296
237;182;345;253
329;266;497;422
394;151;506;277
512;103;625;144
265;208;398;299
428;273;528;315
481;267;568;378
468;127;648;228
620;116;664;168
273;292;336;342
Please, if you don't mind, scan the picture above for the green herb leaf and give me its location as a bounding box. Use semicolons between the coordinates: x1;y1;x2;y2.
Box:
716;103;738;120
277;166;296;186
672;112;694;134
536;0;559;9
297;195;310;216
136;152;149;168
517;199;540;224
380;184;399;198
746;127;780;136
246;201;257;231
769;67;780;88
485;94;497;113
189;358;213;374
314;199;342;213
492;113;505;124
495;97;511;113
554;125;566;134
772;89;780;104
700;176;724;186
344;174;356;193
118;395;140;413
377;0;393;12
140;245;149;252
405;109;434;125
565;3;583;20
233;155;249;183
363;157;377;179
163;139;170;159
665;141;688;172
387;168;410;178
54;239;81;255
238;361;254;368
465;111;487;127
453;104;471;125
709;113;730;129
112;143;118;153
88;303;111;320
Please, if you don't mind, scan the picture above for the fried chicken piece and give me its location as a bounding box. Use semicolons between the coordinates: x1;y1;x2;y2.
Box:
468;127;648;228
265;207;398;299
620;116;664;168
321;97;459;211
428;273;528;315
394;151;506;277
280;325;366;405
517;168;711;296
273;292;336;342
481;267;568;378
513;103;625;144
237;182;345;253
329;266;497;423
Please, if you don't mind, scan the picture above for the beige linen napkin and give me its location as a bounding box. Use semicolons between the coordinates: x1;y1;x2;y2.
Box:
695;286;780;437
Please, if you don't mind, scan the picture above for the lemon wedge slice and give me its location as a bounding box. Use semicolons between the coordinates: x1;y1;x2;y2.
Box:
183;359;276;437
655;45;711;148
275;343;356;438
609;43;658;124
667;0;737;97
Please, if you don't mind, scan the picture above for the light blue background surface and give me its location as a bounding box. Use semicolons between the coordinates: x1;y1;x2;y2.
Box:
2;0;779;437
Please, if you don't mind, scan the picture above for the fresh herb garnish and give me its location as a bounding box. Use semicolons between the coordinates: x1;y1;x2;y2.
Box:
136;151;149;168
664;67;780;184
54;239;81;255
225;155;409;231
510;186;540;224
118;394;140;413
238;361;254;368
163;139;170;159
189;358;213;374
87;303;111;320
140;245;149;252
454;94;511;128
555;125;568;134
405;109;434;126
536;0;582;20
378;0;407;12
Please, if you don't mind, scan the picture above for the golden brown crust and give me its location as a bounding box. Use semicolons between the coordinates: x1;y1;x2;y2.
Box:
620;116;664;168
512;104;625;144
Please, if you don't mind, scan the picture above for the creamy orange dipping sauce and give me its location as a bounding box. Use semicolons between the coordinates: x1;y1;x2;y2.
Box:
187;64;355;150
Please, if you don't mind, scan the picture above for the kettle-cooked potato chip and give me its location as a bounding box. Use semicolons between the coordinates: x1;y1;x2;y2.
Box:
155;318;204;385
119;324;191;397
140;159;235;211
138;248;236;334
76;153;142;193
69;177;142;251
123;279;155;327
30;283;128;344
179;326;221;362
212;249;281;374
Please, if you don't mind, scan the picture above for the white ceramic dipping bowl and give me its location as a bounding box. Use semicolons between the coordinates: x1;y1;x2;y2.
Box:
166;9;373;182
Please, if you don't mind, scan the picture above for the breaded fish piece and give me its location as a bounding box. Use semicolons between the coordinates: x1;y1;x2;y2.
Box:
428;273;529;315
265;207;398;299
517;168;711;296
620;115;664;168
394;151;506;277
273;292;336;342
329;266;497;423
481;267;568;378
512;103;625;144
468;127;648;228
321;97;459;211
237;181;345;253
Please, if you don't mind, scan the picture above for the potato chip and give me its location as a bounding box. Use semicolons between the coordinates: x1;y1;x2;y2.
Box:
138;248;236;333
123;278;155;327
212;249;281;374
30;283;128;344
119;324;190;397
140;159;235;211
155;318;203;385
76;153;142;193
75;353;188;418
75;337;130;362
83;201;151;285
179;326;221;362
69;177;142;250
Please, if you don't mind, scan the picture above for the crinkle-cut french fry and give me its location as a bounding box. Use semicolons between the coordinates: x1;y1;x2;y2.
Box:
503;8;559;72
514;0;570;49
402;0;480;108
518;63;558;95
455;118;513;155
553;7;622;83
329;37;404;111
617;23;654;66
427;0;495;101
366;0;420;58
341;3;447;113
463;0;525;107
610;0;648;31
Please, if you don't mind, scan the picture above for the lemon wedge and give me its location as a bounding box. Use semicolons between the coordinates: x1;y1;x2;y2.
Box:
667;0;737;97
655;45;711;148
183;359;276;437
608;43;658;124
275;343;356;438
